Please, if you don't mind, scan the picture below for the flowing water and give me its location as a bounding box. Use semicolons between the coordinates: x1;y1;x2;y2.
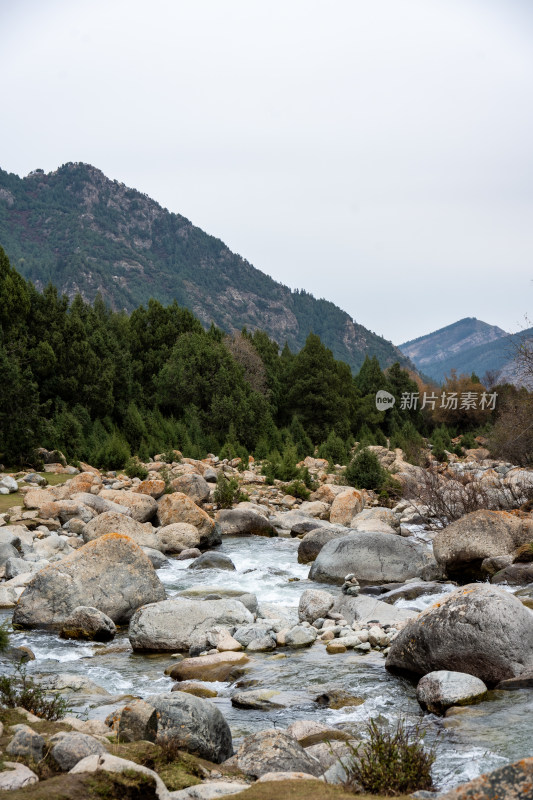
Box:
2;535;532;791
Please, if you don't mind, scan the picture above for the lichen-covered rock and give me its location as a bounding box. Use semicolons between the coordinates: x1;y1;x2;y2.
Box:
386;584;533;686
224;729;322;778
329;489;364;525
438;757;533;800
6;725;45;761
155;523;205;553
99;490;158;522
133;479;166;499
116;700;158;742
13;534;165;629
297;527;347;564
146;691;233;763
157;493;218;543
83;511;156;547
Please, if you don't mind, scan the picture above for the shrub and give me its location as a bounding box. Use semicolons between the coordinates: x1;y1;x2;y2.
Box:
345;448;387;491
0;665;70;720
343;718;436;796
318;431;349;466
95;430;131;470
124;456;149;480
0;622;8;651
213;472;244;508
283;480;310;500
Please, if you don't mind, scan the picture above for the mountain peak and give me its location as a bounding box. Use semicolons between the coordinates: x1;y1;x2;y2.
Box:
0;163;411;374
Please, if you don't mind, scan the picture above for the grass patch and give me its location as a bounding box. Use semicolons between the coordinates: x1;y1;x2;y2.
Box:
0;472;72;514
217;782;415;800
2;771;160;800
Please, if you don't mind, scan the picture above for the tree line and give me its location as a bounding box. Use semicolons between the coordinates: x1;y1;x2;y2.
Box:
0;246;528;470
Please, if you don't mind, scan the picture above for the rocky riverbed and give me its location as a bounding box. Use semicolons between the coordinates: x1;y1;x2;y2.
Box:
1;449;532;797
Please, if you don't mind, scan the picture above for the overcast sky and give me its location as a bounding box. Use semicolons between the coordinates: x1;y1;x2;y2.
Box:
1;0;532;343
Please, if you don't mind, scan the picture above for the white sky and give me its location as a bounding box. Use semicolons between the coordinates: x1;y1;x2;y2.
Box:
1;0;532;343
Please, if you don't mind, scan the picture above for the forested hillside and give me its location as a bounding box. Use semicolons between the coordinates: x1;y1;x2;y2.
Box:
0;162;411;374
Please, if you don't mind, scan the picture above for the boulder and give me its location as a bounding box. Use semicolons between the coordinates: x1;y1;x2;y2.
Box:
0;475;18;493
224;729;322;778
142;547;168;568
6;725;45;761
51;731;107;771
170;474;211;504
433;510;533;580
82;511;156;547
69;753;169;800
146;691;233;763
285;625;317;648
129;597;253;652
298;501;330;519
492;563;533;585
286;720;350;747
133;479;166;499
99;489;158;522
60;606;117;641
297;527;348;564
331;593;417;625
351;506;399;530
309;531;440;585
231;690;287;710
386;584;533;686
156;523;205;553
310;484;349;504
329;489;364;525
298;588;334;623
169;782;248;798
416;671;487;714
13;533;165;629
189;552;236;571
116;700;158;742
70;492;131;517
0;762;38;790
0;542;19;567
169;652;250;682
215;508;276;537
438;758;533;800
157;493;218;542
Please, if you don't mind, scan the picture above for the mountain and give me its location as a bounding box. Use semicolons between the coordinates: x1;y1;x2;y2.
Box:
399;317;532;387
0;162;411;374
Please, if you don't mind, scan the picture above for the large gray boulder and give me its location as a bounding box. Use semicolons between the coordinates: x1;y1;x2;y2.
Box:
297;527;348;564
188;552;236;571
51;732;107;771
216;508;276;537
309;531;440;585
224;729;322;778
13;534;165;629
386;584;533;686
416;670;487;714
433;510;533;581
128;597;253;651
170;474;211;504
146;692;233;763
83;511;157;547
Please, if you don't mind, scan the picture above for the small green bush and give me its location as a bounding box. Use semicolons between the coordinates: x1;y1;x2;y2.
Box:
213;472;244;508
344;718;436;796
124;456;149;480
283;480;310;500
0;665;71;720
345;448;387;491
0;623;9;651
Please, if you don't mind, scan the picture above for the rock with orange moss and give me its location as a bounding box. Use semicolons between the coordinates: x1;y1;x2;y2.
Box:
12;533;165;630
386;584;533;686
157;492;218;543
132;479;166;499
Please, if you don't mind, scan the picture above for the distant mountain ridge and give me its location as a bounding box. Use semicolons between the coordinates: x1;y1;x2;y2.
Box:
399;317;531;387
0;162;411;374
